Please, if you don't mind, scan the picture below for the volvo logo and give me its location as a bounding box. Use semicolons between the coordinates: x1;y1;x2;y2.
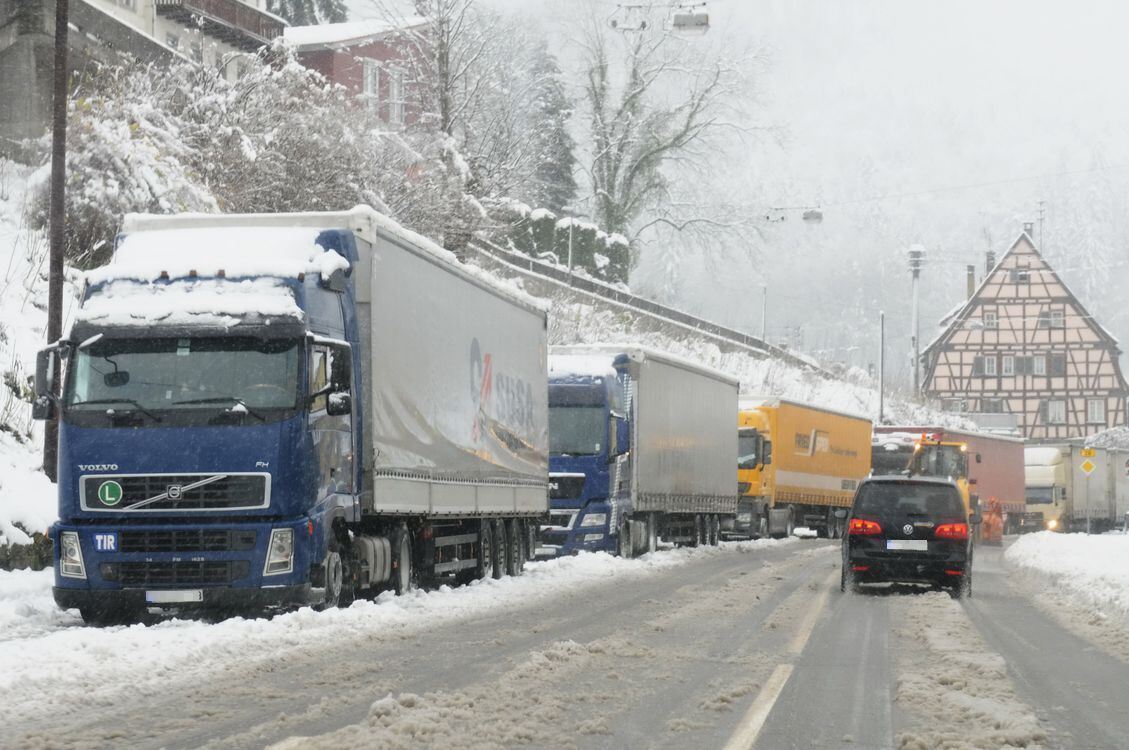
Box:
167;485;183;500
79;464;119;472
902;524;914;536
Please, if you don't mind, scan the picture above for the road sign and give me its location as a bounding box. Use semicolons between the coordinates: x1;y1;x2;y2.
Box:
1080;458;1096;476
1081;447;1096;457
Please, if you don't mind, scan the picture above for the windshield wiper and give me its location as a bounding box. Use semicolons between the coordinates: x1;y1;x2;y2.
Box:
70;398;162;422
172;396;267;421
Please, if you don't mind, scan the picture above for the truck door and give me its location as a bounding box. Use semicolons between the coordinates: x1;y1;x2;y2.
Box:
309;342;355;503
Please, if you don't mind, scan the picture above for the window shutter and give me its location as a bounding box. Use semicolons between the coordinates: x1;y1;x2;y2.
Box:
1050;353;1066;376
1037;310;1050;328
1038;401;1047;423
972;356;985;376
1016;357;1029;375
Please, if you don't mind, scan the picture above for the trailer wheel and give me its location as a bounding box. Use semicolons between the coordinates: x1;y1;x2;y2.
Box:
476;520;495;580
492;519;508;579
617;520;634;559
646;515;659;554
505;520;524;577
392;527;416;596
709;515;721;546
690;515;704;547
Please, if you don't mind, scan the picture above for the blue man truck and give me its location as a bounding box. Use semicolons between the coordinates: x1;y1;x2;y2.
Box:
538;346;739;558
34;207;549;624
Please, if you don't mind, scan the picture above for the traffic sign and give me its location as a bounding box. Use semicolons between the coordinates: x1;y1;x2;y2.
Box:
1081;447;1096;457
1081;458;1096;476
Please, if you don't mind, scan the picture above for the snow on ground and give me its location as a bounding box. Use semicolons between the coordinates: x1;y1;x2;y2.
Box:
0;539;795;723
1005;531;1129;622
0;160;74;546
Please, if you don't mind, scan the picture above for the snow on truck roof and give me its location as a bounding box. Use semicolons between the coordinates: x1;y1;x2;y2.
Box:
109;206;548;313
548;353;617;381
739;395;870;423
1025;446;1065;465
76;278;303;328
549;344;739;386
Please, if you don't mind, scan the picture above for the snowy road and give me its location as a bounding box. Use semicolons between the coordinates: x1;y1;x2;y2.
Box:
4;537;1129;749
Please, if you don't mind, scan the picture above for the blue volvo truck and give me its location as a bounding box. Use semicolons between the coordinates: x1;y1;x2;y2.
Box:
538;346;739;558
34;207;549;624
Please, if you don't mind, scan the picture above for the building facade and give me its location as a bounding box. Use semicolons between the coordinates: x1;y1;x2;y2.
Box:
922;231;1129;440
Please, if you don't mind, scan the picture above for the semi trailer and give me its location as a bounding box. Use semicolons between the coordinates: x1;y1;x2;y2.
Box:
35;207;549;624
538;346;738;557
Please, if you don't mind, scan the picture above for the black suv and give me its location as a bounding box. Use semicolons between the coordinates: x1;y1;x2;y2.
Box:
841;476;978;597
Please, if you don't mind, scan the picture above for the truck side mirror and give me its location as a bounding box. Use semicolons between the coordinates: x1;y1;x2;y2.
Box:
975;453;982;464
326;391;351;417
32;348;58;421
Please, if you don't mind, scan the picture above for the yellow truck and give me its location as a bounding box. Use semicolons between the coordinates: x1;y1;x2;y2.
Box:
733;397;873;539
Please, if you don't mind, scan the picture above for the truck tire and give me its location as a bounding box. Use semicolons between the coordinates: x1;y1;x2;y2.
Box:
506;520;524;577
690;514;704;547
617;521;634;559
476;520;495;580
392;527;416;596
492;519;508;579
646;515;659;554
316;549;345;609
709;515;720;546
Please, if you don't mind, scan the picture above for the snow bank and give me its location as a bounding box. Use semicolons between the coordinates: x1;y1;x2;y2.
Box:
1005;532;1129;621
0;539;793;723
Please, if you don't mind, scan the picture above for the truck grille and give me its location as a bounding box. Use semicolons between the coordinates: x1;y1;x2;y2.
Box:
119;529;256;553
82;473;269;512
101;561;250;586
549;475;585;500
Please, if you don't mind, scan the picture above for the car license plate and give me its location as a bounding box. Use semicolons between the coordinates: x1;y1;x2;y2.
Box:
886;540;927;551
146;590;203;604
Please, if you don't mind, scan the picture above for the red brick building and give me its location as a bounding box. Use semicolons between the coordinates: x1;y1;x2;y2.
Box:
284;18;427;127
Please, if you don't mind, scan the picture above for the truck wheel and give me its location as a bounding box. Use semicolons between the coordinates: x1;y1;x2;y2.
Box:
316;549;344;609
617;521;634;559
646;515;659;554
476;520;495;580
527;521;538;561
492;519;508;579
392;528;416;596
786;508;795;538
709;515;721;546
690;515;704;547
506;520;524;577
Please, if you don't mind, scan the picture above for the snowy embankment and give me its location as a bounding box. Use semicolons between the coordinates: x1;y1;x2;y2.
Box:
0;539;794;723
1005;532;1129;622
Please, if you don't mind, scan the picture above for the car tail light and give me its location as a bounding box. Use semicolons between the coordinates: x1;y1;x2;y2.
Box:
944;569;964;576
851;565;870;572
935;523;969;540
848;518;882;536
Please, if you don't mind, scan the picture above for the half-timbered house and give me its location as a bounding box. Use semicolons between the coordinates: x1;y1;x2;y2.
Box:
922;230;1128;440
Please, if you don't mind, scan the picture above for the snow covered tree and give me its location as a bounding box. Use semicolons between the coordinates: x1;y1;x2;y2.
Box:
265;0;347;25
525;40;577;215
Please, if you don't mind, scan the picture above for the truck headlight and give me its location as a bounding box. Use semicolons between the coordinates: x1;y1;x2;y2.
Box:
60;531;86;579
1046;518;1058;531
264;528;294;576
580;513;607;528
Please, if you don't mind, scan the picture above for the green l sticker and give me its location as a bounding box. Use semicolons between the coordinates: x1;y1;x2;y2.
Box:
98;480;123;506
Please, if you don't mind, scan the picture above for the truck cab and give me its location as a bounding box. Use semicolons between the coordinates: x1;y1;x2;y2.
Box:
38;222;362;622
733;409;771;537
539;357;629;557
1024;446;1067;531
909;438;975;517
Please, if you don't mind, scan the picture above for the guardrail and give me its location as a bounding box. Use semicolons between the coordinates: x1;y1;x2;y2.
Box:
467;238;830;376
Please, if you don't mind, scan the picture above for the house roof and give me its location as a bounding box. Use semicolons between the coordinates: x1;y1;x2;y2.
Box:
283;17;427;50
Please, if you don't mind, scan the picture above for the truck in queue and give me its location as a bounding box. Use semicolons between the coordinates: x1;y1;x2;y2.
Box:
34;207;549;624
735;398;872;539
1024;444;1129;532
875;426;1026;531
538;346;738;557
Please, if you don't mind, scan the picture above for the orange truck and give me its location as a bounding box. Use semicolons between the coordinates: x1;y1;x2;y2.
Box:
733;398;872;539
872;426;1027;532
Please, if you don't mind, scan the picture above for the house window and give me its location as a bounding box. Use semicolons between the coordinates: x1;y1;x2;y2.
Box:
388;69;405;125
983;355;997;376
362;59;381;109
1033;355;1047;375
1002;355;1015;375
1050;309;1065;329
1047;399;1066;424
983;310;998;329
943;399;966;413
980;398;1005;414
1050;352;1066;376
166;33;180;50
1087;399;1106;424
1010;268;1030;283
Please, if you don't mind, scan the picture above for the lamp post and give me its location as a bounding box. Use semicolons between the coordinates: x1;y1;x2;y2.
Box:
908;245;926;399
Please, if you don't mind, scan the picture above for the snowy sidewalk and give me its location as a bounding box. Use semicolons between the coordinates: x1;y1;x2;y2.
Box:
1004;531;1129;621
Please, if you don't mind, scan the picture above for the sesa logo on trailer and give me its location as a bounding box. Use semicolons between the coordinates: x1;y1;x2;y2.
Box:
470;338;534;442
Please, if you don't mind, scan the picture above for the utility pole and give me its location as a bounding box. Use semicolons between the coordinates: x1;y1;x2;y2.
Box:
44;0;70;482
1037;199;1046;250
760;284;767;342
908;245;926;399
878;311;885;424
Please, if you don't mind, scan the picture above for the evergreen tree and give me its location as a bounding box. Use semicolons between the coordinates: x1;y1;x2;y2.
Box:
266;0;347;26
526;42;577;215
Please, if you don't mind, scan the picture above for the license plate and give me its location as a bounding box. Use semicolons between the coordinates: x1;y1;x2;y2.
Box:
886;540;927;551
146;590;203;604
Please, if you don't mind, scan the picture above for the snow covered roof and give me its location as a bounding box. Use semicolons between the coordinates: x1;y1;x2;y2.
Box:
552;343;740;387
283;17;426;50
548;352;618;381
89;225;349;285
76;278;304;329
1078;426;1129;450
739;395;870;422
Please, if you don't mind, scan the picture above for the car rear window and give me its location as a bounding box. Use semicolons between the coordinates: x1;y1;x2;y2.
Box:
854;483;964;517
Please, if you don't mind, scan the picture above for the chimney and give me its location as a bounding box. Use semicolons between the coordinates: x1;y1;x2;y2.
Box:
1023;221;1035;237
966;265;976;299
986;250;996;273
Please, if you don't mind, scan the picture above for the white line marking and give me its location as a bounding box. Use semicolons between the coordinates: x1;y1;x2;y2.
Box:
724;570;835;750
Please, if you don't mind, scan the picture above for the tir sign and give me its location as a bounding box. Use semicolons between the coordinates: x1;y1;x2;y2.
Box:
1080;458;1096;476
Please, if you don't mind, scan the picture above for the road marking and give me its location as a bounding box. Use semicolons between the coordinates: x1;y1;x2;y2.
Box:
724;570;835;750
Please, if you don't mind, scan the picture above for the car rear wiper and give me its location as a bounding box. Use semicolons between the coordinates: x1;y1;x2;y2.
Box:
70;398;162;422
172;396;266;421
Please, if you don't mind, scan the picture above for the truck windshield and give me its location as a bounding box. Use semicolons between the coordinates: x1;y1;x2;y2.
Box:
549;406;606;456
871;446;913;475
65;336;302;412
738;430;760;470
1025;487;1054;504
910;444;968;479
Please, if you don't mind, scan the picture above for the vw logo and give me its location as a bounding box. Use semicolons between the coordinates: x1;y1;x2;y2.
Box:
167;485;183;500
902;524;914;536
